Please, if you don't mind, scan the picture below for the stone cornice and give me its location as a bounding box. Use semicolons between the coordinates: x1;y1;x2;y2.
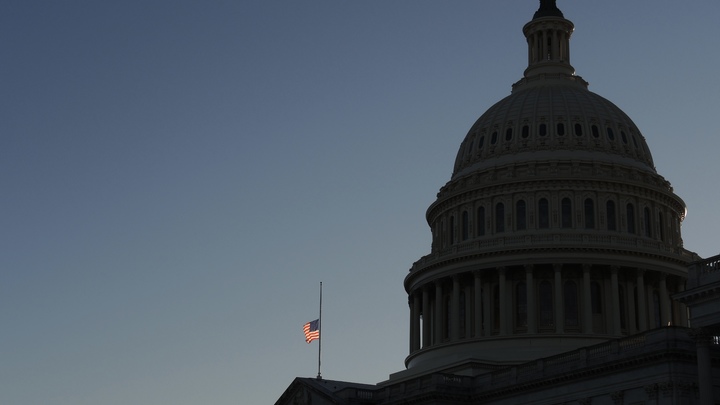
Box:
406;243;693;290
429;159;683;222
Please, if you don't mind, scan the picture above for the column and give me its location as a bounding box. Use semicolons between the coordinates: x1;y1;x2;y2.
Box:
659;273;670;325
410;293;420;352
434;281;443;343
565;31;570;62
646;284;655;329
450;276;460;341
464;286;472;338
626;279;637;335
678;282;689;327
529;33;535;63
474;271;483;338
583;264;592;334
610;266;621;335
422;286;430;348
483;279;492;337
554;264;564;333
636;270;647;331
526;265;537;334
498;267;507;336
550;30;558;61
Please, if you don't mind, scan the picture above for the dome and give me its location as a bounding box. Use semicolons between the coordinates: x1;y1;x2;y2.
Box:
452;77;656;181
399;1;694;380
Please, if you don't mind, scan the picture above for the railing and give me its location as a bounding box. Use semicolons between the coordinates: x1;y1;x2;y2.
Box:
687;253;720;288
383;327;697;401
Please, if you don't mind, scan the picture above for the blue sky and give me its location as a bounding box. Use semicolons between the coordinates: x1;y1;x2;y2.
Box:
2;1;719;404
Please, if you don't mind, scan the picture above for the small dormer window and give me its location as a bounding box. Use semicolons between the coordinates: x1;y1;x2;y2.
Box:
539;124;547;136
591;125;599;138
491;132;498;144
607;127;615;140
557;123;565;136
522;125;530;138
505;128;513;141
574;123;583;136
621;131;628;144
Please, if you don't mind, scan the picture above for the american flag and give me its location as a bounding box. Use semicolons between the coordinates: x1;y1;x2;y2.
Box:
303;319;320;343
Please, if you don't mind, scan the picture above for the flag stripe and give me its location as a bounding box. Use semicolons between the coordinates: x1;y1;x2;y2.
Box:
303;319;320;343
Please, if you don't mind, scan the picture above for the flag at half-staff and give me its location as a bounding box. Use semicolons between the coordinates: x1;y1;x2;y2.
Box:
305;282;323;379
303;319;320;343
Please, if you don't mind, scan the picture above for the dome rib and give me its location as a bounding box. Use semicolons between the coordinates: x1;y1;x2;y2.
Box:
453;82;657;180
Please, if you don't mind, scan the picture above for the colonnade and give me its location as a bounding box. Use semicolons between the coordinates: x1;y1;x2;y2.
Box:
408;264;687;353
527;26;570;64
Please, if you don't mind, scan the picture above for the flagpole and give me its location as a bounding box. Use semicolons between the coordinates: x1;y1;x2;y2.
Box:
317;281;323;380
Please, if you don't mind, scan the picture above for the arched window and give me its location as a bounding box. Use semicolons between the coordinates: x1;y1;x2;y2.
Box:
591;125;600;138
461;211;469;241
495;203;505;233
522;125;530;138
561;198;572;228
644;207;652;238
538;198;550;229
516;282;527;328
449;216;456;245
440;220;445;247
584;198;595;229
627;203;636;234
574;123;583;136
607;201;617;231
658;212;665;242
505;128;513;141
491;131;498;144
564;281;579;328
478;136;485;150
516;200;527;230
539;281;554;328
607;127;615;140
477;206;486;236
557;123;565;136
539;123;547;136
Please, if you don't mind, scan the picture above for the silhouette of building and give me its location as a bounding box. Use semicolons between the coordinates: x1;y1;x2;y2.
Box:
276;2;720;404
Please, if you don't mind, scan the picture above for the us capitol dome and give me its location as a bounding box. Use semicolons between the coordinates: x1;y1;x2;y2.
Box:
275;2;720;404
401;0;697;376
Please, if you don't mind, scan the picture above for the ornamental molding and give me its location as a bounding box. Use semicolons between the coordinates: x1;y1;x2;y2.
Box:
438;161;675;202
407;242;692;287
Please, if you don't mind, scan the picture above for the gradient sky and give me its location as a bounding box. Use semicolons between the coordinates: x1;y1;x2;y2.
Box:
3;1;720;404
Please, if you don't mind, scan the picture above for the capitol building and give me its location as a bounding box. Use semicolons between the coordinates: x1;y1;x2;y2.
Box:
276;2;720;404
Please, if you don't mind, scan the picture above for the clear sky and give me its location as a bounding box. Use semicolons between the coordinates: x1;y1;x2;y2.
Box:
2;1;720;404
